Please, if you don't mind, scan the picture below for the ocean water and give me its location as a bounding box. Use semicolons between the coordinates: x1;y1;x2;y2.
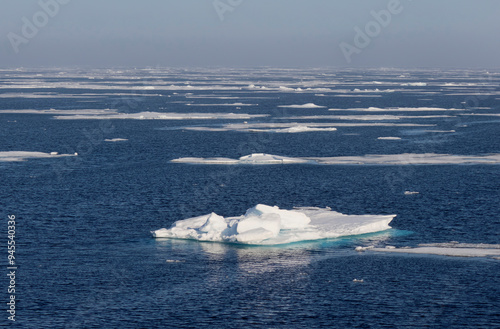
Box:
1;68;499;328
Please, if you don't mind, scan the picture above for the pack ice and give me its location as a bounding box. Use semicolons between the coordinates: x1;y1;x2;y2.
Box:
152;204;395;245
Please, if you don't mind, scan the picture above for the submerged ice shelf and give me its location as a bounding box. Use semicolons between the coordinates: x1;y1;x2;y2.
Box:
152;204;395;245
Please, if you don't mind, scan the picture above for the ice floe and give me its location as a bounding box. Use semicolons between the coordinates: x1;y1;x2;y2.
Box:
176;122;434;133
368;243;500;258
401;82;427;86
0;151;76;162
328;107;463;112
377;137;402;140
0;108;117;115
152;204;395;245
52;111;268;120
104;138;128;142
171;153;500;165
280;115;454;121
186;102;257;106
171;153;313;165
277;103;326;109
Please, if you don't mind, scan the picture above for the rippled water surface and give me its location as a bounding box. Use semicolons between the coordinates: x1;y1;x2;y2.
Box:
1;68;499;328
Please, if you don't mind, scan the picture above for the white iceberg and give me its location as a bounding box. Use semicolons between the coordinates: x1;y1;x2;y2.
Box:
152;204;395;245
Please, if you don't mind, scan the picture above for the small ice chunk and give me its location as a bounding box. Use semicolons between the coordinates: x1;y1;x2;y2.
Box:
104;138;128;142
355;246;374;252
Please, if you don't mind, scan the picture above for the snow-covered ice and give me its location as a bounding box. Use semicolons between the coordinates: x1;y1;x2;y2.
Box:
171;153;500;165
152;204;395;245
328;107;463;112
0;151;76;162
176;122;434;133
186;102;257;106
369;243;500;258
171;153;313;165
277;103;326;109
377;137;402;140
53;111;268;120
104;138;128;142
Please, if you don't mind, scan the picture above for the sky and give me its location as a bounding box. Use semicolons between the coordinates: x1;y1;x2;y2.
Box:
1;0;499;68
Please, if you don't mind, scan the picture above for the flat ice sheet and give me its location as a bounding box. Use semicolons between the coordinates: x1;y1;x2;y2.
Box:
171;153;500;165
280;115;454;121
178;122;434;133
152;204;395;245
0;151;76;162
277;103;326;108
52;111;268;120
370;243;500;258
328;107;463;112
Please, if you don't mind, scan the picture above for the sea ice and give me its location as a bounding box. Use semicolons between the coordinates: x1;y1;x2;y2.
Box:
377;137;402;140
328;107;463;112
370;244;500;258
171;153;500;165
0;151;76;162
104;138;128;142
177;122;434;133
53;111;268;120
277;103;326;109
152;204;395;245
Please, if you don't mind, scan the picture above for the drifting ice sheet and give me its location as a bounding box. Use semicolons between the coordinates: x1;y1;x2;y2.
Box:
152;204;395;245
369;243;500;258
278;103;326;108
0;151;76;162
171;153;500;165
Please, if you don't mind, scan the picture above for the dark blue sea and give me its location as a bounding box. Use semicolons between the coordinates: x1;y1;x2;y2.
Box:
1;68;499;328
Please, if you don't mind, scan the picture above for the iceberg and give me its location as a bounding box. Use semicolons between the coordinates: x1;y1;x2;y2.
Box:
152;204;395;245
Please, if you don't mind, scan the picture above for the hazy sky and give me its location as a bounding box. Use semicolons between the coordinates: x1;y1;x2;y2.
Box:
1;0;499;68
